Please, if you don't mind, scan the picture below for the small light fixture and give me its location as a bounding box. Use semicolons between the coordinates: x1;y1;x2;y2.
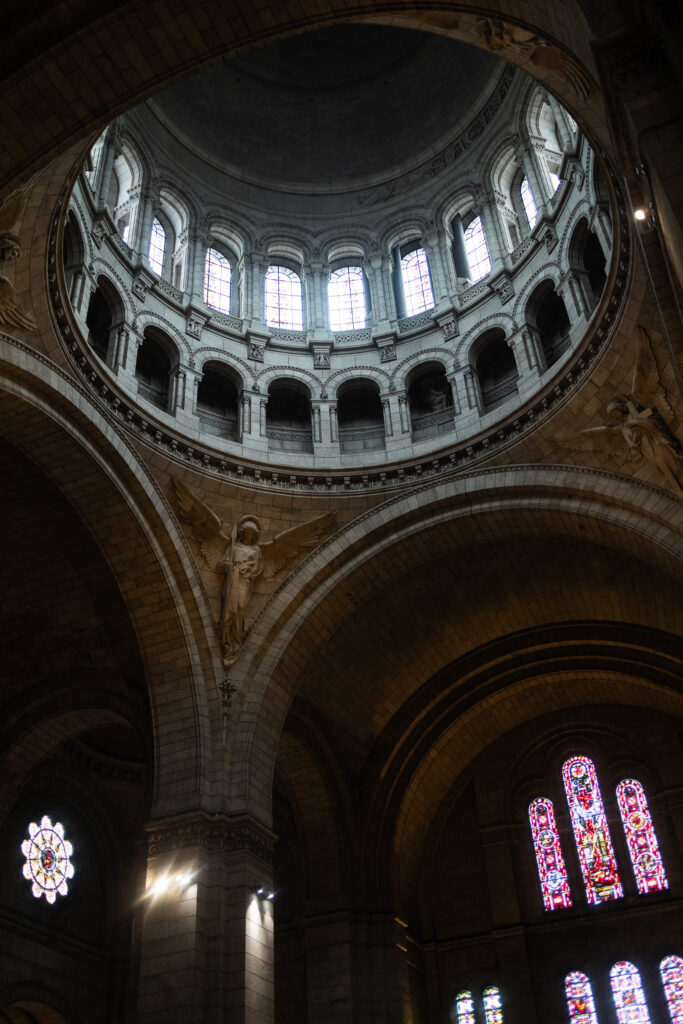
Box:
633;207;647;221
252;884;275;901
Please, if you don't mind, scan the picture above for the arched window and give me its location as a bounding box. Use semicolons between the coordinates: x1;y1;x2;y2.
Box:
562;755;622;904
521;177;537;229
483;987;503;1024
464;217;491;282
148;218;166;276
565;972;600;1024
660;956;683;1024
400;247;434;316
610;962;651;1024
265;265;303;330
550;171;562;192
85;131;106;185
455;990;477;1024
528;797;572;910
204;248;232;313
328;266;366;330
616;779;668;894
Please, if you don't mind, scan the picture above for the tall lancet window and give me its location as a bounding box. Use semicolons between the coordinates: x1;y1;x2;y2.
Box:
455;990;477;1024
660;956;683;1024
563;755;622;904
610;962;651;1024
483;987;503;1024
529;797;572;910
616;779;667;893
204;248;232;313
565;972;600;1024
521;177;537;229
265;265;303;330
148;218;165;276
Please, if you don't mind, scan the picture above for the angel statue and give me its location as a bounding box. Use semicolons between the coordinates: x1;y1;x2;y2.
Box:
0;180;37;332
173;480;335;663
559;326;683;494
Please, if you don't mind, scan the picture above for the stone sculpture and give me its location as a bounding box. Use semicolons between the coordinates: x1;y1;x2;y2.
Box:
173;480;335;663
560;326;683;494
0;181;37;332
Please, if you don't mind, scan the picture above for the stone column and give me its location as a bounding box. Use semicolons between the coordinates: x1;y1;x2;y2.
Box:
133;187;158;264
96;135;117;208
547;92;574;152
366;251;388;324
397;391;411;435
136;814;276;1024
450;365;482;416
304;259;329;331
329;402;338;445
424;226;449;304
240;390;252;440
474;187;507;268
560;270;592;320
381;396;393;438
450;213;472;282
259;396;268;438
250;252;266;325
188;230;210;306
515;136;551;211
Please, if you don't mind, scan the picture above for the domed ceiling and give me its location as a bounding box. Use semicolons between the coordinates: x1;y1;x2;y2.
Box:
145;24;505;195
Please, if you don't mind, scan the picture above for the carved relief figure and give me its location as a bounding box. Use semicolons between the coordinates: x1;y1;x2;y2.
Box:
173;480;335;662
560;326;683;494
0;181;37;332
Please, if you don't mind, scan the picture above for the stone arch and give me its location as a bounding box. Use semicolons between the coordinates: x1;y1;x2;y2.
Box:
224;465;683;827
329;367;391;397
0;340;220;815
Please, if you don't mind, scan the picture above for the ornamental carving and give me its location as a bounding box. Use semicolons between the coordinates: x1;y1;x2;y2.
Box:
146;815;276;863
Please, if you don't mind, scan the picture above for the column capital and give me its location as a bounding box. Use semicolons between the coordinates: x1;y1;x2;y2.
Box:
146;812;277;864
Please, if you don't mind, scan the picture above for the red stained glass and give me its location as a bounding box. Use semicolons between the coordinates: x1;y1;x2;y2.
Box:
660;956;683;1024
565;972;600;1024
563;756;622;904
528;797;572;910
616;779;667;894
610;962;651;1024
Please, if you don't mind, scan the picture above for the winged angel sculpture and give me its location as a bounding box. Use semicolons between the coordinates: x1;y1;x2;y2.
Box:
559;326;683;494
173;480;335;663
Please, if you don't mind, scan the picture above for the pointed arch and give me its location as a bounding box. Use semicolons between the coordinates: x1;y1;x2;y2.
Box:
565;972;600;1024
455;990;477;1024
660;956;683;1024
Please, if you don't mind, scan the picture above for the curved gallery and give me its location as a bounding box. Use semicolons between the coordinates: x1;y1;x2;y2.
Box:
0;4;682;1024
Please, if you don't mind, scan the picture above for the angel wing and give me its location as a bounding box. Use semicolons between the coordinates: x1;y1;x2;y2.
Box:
172;479;230;569
556;425;636;465
260;512;336;580
0;276;36;331
632;325;676;421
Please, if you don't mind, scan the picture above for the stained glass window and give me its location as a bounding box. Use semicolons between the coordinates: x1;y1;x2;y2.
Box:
529;797;572;910
660;956;683;1024
456;990;477;1024
148;218;165;276
483;987;503;1024
563;755;623;904
521;177;538;229
550;172;562;192
616;779;667;894
328;266;366;330
265;265;303;330
464;217;491;282
610;962;651;1024
204;248;232;313
400;248;434;316
565;972;600;1024
21;815;74;903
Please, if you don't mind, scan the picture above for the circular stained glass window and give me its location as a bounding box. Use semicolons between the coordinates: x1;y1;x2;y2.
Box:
21;815;74;903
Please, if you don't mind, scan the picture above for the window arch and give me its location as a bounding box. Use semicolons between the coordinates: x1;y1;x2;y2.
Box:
562;755;622;904
528;797;572;910
400;245;434;316
565;972;600;1024
482;987;503;1024
148;218;166;276
660;956;683;1024
455;990;477;1024
520;177;538;229
265;265;303;330
328;265;366;330
204;248;232;313
610;962;651;1024
616;779;667;894
463;217;491;282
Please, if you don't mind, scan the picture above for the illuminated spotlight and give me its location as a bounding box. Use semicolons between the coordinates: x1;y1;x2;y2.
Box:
150;873;172;898
252;884;275;900
177;871;196;889
634;208;647;221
